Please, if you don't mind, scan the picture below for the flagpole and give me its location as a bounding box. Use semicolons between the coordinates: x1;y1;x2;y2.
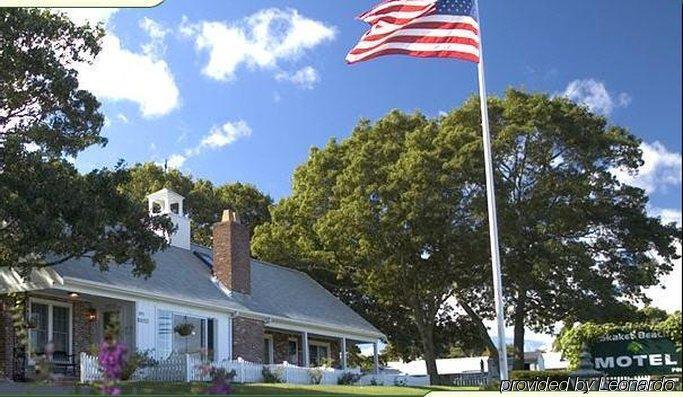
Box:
476;0;509;381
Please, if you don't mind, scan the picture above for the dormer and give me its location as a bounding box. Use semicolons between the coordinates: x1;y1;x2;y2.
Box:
147;188;191;250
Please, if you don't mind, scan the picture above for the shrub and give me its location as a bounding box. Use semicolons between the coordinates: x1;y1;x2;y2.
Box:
393;377;407;387
308;368;323;384
206;367;236;395
510;370;572;383
121;350;158;381
261;366;282;383
369;377;384;386
337;372;361;385
479;380;500;391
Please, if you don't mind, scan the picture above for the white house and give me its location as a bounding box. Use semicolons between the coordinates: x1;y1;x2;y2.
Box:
0;189;384;378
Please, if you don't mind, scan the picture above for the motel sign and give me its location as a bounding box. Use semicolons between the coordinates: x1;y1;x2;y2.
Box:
591;331;682;377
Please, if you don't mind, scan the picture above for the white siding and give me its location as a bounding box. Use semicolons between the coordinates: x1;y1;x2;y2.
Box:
135;300;157;353
133;297;232;361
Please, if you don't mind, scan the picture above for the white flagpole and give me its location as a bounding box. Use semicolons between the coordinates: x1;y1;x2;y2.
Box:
475;0;509;381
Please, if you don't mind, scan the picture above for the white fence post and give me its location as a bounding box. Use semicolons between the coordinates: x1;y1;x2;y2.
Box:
185;354;191;383
238;357;245;383
79;352;86;383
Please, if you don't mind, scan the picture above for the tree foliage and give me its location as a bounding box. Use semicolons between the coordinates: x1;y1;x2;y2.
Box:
253;89;681;379
121;162;273;247
0;8;172;277
253;111;491;383
442;90;681;368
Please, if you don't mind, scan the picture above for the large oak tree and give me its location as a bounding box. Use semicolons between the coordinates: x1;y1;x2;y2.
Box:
444;90;680;369
0;9;172;277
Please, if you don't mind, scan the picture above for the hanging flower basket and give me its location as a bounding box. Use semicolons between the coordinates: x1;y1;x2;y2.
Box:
174;323;195;337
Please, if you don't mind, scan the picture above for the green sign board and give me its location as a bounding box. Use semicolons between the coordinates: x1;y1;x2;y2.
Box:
591;331;682;376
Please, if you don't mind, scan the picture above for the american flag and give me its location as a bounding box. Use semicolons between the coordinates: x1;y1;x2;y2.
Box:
346;0;480;64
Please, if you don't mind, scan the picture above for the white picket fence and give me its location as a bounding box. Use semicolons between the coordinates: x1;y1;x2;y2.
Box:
357;373;430;387
79;353;427;386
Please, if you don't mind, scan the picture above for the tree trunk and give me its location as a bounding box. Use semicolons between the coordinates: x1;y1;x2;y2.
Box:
512;292;526;370
457;295;498;358
415;319;440;385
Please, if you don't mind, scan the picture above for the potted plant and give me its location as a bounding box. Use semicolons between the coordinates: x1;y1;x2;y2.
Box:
174;322;195;337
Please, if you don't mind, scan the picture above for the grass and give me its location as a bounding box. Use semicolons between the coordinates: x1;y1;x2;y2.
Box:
120;382;479;396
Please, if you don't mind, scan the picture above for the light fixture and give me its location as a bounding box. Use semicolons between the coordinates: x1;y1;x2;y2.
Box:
86;308;97;322
68;292;80;299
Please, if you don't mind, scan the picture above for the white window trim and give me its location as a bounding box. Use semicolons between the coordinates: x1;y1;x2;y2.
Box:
27;297;73;363
287;336;299;365
264;334;274;364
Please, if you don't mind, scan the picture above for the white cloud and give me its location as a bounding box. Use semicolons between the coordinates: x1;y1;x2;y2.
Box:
116;113;129;123
563;79;631;115
61;10;180;119
645;207;681;313
181;9;335;81
77;32;180;118
613;141;682;194
275;66;320;89
140;17;170;57
167;120;251;169
166;154;187;170
199;121;252;149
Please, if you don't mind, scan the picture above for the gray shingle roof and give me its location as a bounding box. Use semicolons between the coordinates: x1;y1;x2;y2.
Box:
52;244;381;337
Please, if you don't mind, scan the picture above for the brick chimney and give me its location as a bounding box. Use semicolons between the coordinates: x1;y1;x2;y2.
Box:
212;210;251;295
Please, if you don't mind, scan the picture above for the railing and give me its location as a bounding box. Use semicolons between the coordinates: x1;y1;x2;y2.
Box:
451;372;489;387
79;353;413;386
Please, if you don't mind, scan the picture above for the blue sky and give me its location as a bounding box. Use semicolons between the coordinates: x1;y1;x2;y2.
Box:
62;0;681;338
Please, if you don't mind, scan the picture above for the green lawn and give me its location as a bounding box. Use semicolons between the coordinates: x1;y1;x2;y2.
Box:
119;382;478;396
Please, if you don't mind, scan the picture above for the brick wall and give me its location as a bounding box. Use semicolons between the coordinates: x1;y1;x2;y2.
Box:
232;317;264;363
271;332;302;365
72;301;96;355
0;297;16;379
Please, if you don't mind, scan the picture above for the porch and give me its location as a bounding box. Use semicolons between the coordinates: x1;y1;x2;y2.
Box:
263;327;379;372
3;289;136;379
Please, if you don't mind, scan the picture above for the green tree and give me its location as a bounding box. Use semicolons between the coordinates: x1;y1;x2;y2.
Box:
253;111;491;384
0;8;172;277
442;89;681;369
122;163;272;247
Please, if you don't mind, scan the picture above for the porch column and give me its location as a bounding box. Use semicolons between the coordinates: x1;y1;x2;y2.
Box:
302;331;310;367
341;337;347;370
373;339;379;374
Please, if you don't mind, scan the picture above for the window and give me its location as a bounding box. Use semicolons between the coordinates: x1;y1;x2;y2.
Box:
29;303;48;356
156;310;209;359
52;306;69;354
28;299;72;358
263;335;274;364
288;338;299;365
309;342;331;367
172;314;206;355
